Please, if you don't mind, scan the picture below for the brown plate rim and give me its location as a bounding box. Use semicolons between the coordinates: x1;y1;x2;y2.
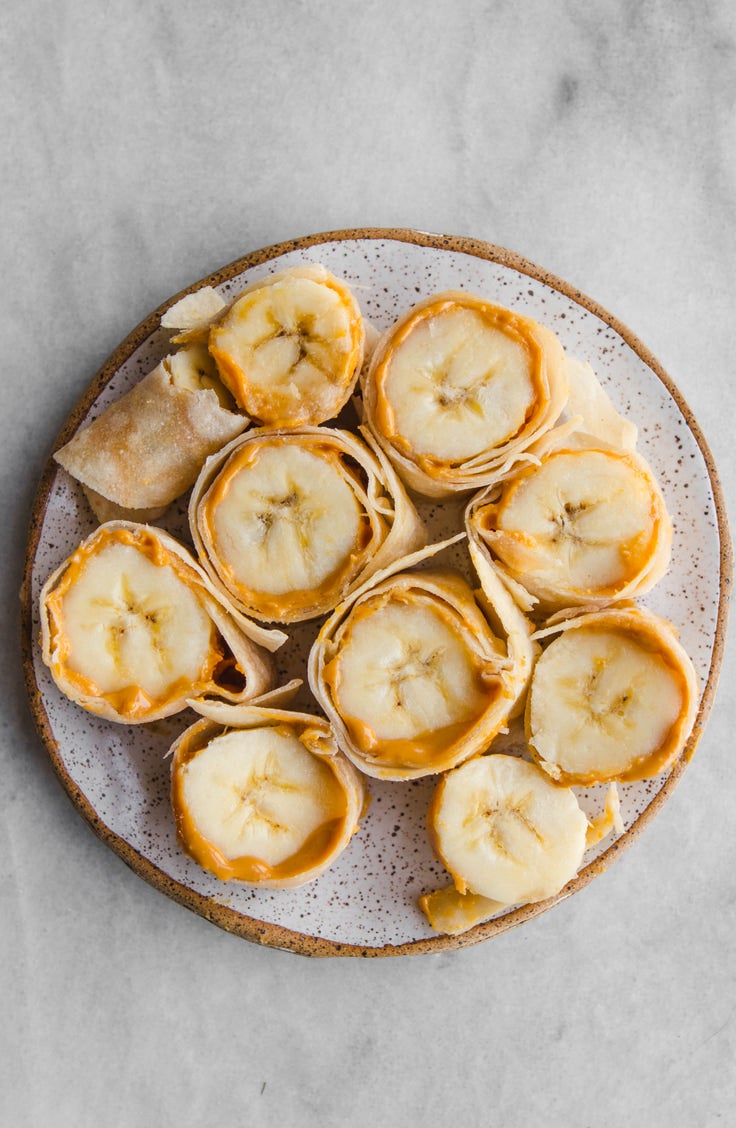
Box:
20;227;734;957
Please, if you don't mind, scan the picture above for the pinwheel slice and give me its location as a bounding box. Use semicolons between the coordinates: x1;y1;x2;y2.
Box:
526;605;699;785
361;291;569;497
169;700;365;887
39;522;285;724
308;538;535;780
467;431;672;615
54;343;248;521
420;759;623;934
189;425;426;624
209;264;365;427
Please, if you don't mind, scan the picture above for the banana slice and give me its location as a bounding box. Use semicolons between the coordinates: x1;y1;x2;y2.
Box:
526;605;699;784
209;264;365;427
361;291;569;497
170;702;365;887
428;753;589;905
54;342;247;521
39;522;284;724
467;431;672;614
420;776;623;935
308;540;535;780
189;425;425;623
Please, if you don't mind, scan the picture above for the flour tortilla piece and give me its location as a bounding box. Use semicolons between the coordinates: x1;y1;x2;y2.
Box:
55;348;248;513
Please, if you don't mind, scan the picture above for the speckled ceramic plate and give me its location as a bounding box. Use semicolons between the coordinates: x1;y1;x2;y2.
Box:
21;229;732;957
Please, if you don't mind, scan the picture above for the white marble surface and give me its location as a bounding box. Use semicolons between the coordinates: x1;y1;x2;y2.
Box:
2;1;734;1125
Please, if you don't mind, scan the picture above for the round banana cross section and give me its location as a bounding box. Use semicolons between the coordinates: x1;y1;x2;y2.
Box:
468;437;672;613
361;291;569;496
310;561;531;781
428;754;588;905
39;522;276;723
209;264;365;427
189;426;425;623
526;606;699;784
170;705;365;887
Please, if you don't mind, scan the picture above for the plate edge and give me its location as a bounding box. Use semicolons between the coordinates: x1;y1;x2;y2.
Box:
20;227;734;957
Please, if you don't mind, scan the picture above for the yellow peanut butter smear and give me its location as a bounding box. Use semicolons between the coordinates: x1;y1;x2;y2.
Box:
170;704;365;888
361;291;569;497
